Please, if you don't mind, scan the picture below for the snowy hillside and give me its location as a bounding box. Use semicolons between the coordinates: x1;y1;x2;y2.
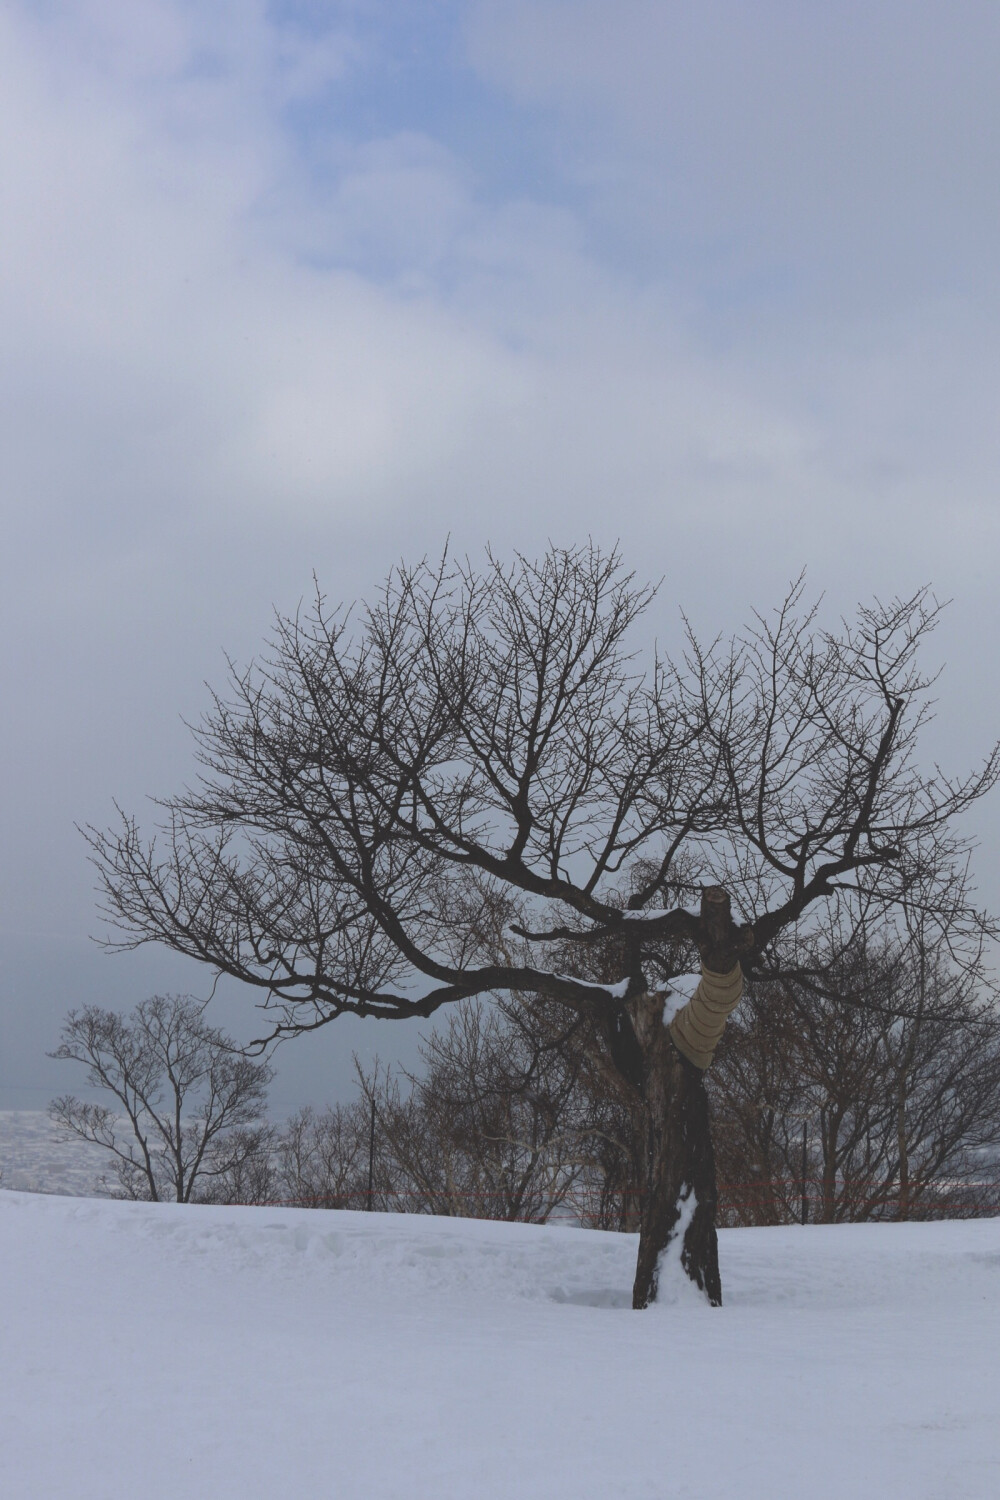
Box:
2;1192;999;1500
0;1111;112;1196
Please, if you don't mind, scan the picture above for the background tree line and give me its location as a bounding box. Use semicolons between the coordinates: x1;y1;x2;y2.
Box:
53;919;1000;1223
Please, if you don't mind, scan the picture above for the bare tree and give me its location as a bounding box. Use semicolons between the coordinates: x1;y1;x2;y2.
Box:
269;997;640;1227
275;1103;372;1209
710;930;1000;1225
198;1123;279;1205
50;995;273;1203
706;981;812;1226
85;546;998;1303
354;998;594;1222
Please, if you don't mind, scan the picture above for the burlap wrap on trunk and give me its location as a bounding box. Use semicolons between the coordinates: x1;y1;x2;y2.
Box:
668;962;744;1070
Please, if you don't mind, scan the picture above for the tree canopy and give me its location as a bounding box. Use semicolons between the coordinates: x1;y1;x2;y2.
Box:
88;545;997;1030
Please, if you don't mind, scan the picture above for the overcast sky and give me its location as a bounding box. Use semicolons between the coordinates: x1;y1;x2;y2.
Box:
4;0;1000;1113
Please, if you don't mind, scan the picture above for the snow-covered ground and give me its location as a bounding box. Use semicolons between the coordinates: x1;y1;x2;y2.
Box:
0;1110;111;1196
2;1192;998;1499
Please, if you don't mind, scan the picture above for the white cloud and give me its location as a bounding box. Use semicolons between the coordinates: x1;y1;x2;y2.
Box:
2;0;998;656
465;0;1000;307
6;0;996;572
0;0;823;547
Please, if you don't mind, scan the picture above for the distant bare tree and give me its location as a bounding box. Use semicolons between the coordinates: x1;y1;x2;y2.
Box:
710;930;1000;1224
198;1123;279;1205
704;981;804;1225
86;546;999;1304
50;995;273;1203
356;998;595;1222
275;1103;372;1209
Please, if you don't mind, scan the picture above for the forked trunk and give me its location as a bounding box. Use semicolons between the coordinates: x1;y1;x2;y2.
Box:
629;992;722;1308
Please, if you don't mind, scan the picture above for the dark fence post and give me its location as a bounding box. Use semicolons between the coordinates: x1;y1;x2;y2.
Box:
367;1096;376;1211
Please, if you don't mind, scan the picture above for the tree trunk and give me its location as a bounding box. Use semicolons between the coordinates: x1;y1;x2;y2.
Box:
630;991;722;1308
819;1107;840;1223
896;1074;910;1221
621;886;748;1308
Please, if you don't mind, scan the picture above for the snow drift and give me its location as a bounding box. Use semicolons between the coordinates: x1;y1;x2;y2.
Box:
2;1190;999;1498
